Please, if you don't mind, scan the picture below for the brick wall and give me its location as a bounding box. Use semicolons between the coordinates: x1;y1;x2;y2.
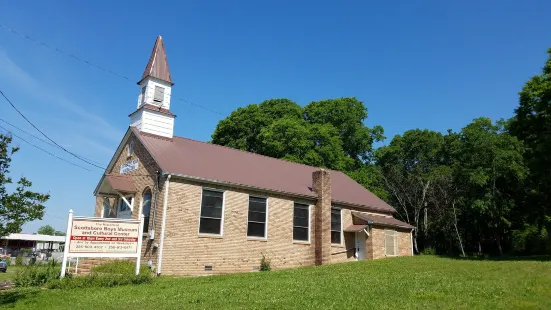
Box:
312;169;331;265
370;226;412;259
94;133;167;267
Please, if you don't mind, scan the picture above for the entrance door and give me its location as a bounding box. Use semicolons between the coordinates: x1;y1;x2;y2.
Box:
355;231;366;260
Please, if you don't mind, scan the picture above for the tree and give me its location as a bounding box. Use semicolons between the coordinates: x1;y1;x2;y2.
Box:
509;48;551;253
455;118;526;255
376;129;447;253
37;225;56;235
0;134;49;237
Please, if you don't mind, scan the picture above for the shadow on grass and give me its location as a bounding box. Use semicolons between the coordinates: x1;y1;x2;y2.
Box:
439;255;551;262
0;289;39;306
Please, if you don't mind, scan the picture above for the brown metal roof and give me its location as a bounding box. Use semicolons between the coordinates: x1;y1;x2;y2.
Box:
132;128;395;213
344;224;369;232
128;104;176;117
138;36;173;85
105;174;136;193
352;212;414;229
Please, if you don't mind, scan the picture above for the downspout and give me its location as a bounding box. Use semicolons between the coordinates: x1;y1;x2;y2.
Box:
410;229;414;256
156;174;171;276
150;170;161;237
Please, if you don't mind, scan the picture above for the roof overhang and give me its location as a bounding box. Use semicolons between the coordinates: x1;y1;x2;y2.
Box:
96;174;137;196
1;234;66;243
344;224;369;233
352;212;414;230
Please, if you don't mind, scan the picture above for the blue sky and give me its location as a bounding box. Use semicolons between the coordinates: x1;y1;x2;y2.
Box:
0;0;550;233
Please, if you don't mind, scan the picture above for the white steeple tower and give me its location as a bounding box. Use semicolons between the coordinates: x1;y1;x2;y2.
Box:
129;36;175;138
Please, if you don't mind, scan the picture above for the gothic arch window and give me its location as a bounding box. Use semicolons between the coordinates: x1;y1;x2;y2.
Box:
142;188;153;233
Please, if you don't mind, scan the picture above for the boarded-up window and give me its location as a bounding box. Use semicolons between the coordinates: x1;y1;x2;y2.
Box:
384;230;398;256
154;86;164;103
199;189;224;235
247;197;267;238
293;203;309;241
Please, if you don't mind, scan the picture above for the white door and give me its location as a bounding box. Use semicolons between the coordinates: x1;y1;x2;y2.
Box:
355;231;366;260
117;197;132;219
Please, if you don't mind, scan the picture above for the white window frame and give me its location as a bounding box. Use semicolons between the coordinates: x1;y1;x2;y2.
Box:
140;86;147;105
197;188;225;237
246;196;269;240
153;85;164;103
293;203;311;243
331;207;343;245
384;229;398;256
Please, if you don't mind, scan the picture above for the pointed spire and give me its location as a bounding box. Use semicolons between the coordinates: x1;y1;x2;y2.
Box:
138;36;173;85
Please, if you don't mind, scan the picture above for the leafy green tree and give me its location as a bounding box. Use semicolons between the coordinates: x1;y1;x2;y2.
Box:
455;118;526;255
509;48;551;253
0;134;49;237
37;225;56;235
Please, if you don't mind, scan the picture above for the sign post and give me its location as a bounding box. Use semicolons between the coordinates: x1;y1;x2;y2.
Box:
60;210;144;278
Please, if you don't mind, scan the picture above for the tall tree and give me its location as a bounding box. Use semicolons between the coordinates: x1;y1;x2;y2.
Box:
38;225;56;235
0;134;50;237
509;48;551;251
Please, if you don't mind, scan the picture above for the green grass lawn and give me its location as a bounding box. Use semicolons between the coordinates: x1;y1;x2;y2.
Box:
1;256;550;309
0;266;20;282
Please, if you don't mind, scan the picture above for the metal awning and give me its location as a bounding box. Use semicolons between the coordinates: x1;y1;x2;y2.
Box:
344;224;369;232
97;174;136;195
352;212;414;230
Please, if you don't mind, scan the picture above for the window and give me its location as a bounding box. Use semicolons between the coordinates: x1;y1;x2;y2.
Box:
128;142;134;156
103;199;111;218
331;208;342;244
142;189;152;232
247;197;267;238
119;198;131;212
293;203;310;241
153;86;164;103
199;189;224;235
140;86;146;105
384;230;398;256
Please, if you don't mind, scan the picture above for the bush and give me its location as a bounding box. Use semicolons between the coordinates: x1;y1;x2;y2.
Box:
15;255;23;266
14;260;62;287
46;260;152;290
421;247;436;255
260;253;271;271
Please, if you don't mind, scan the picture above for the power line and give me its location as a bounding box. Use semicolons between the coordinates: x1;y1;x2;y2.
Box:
0;90;106;170
0;118;104;166
0;125;92;171
0;23;225;116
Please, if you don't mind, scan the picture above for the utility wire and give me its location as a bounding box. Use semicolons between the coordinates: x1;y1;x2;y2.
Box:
0;125;92;171
0;90;106;170
0;23;225;116
0;118;104;166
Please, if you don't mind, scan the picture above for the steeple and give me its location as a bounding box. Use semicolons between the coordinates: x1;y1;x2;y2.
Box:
130;36;176;138
138;36;173;86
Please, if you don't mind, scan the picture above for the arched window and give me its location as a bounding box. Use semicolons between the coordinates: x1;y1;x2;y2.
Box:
142;189;153;233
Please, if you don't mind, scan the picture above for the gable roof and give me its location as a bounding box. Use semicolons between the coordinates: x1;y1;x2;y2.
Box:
132;128;395;213
138;36;173;85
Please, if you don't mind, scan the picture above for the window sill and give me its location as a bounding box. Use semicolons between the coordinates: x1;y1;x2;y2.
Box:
198;234;223;239
247;237;267;242
331;243;345;248
293;240;311;245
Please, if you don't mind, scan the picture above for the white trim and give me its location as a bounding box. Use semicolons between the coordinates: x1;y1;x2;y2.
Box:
410;230;414;256
197;188;226;237
157;174;171;275
384;229;398;257
246;195;268;240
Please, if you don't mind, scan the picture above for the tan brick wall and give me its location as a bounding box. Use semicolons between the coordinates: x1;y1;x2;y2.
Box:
370;226;412;259
330;208;359;263
312;169;331;265
94;133;166;267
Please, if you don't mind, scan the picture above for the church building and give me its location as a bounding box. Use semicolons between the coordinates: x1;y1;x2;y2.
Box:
93;36;414;275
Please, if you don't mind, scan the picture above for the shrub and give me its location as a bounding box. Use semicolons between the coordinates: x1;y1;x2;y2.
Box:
46;260;152;290
421;247;436;255
260;253;271;271
14;260;62;287
15;255;23;266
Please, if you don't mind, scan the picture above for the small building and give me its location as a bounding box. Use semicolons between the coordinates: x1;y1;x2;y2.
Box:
0;233;65;256
93;36;414;276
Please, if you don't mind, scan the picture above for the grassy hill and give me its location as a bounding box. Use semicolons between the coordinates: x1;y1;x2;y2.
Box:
1;256;550;309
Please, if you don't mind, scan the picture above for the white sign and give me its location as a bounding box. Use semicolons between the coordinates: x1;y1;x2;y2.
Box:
120;159;139;174
60;210;144;278
68;219;140;255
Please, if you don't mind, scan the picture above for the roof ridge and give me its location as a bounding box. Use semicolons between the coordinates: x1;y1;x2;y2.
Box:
171;134;335;171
